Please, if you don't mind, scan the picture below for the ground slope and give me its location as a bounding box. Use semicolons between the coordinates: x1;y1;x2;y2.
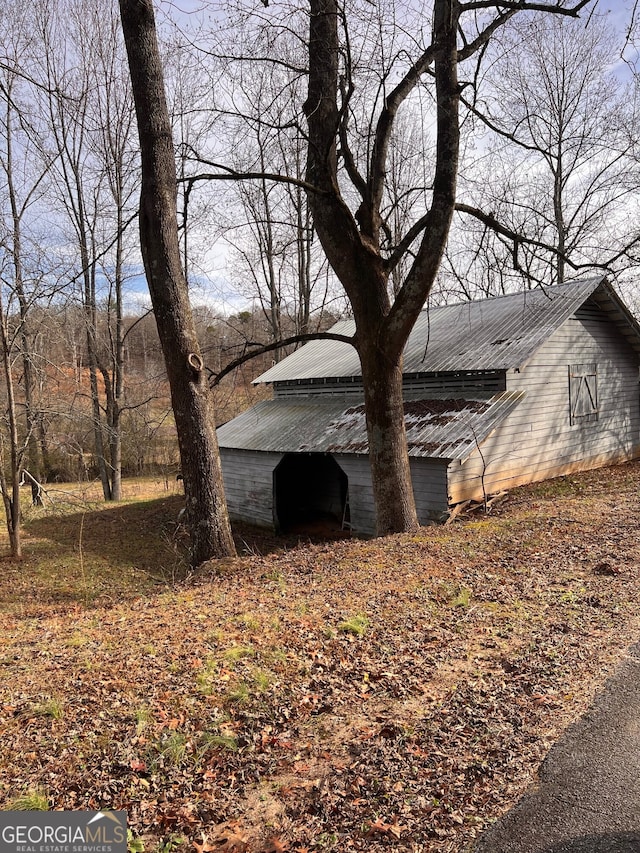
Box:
2;465;640;852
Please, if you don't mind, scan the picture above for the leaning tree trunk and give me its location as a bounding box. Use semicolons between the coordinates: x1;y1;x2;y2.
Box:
119;0;235;565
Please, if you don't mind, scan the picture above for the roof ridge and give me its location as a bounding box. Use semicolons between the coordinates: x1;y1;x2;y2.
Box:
421;276;604;314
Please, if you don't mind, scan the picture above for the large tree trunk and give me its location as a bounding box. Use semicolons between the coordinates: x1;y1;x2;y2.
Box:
358;338;418;535
119;0;235;565
303;0;461;536
303;0;421;535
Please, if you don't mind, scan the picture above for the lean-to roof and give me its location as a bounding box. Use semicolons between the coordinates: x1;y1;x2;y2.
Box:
216;391;524;460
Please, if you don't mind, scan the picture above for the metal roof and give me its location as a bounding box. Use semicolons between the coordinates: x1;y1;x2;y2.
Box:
217;390;524;461
254;277;640;384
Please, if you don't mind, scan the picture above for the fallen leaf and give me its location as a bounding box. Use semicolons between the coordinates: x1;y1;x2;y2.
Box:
262;839;289;853
367;817;408;839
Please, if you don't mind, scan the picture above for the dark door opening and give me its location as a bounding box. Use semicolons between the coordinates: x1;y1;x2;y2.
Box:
274;453;349;534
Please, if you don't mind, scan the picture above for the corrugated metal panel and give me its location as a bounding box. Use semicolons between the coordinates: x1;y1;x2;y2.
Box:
253;278;629;384
255;318;359;383
217;391;524;461
217;398;348;454
402;278;603;373
406;392;524;459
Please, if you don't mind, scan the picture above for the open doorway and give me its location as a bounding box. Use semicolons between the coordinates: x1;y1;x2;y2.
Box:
274;452;349;534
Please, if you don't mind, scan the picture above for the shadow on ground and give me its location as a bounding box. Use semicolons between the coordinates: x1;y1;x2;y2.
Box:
25;495;189;575
0;496;353;616
26;494;349;571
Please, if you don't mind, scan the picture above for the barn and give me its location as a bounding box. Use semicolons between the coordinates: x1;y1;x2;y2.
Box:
217;277;640;536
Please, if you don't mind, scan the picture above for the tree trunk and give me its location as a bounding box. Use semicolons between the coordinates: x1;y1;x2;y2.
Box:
358;338;418;535
0;300;22;559
119;0;236;565
111;201;125;502
303;0;460;536
110;409;122;502
553;149;566;284
5;86;43;507
88;345;112;500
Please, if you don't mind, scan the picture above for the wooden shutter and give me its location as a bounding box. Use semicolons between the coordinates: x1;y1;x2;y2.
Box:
569;364;598;425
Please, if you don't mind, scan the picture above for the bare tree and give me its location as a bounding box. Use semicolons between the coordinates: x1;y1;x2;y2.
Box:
163;29;224;286
166;0;596;536
450;12;638;293
0;264;25;557
302;0;593;535
0;3;55;513
32;0;141;501
90;2;139;501
179;30;338;350
119;0;236;565
225;56;334;349
38;1;110;499
0;1;70;554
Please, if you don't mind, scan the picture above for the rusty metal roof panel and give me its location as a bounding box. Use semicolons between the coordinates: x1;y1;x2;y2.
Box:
405;391;524;459
253;278;624;384
217;397;350;454
217;390;524;460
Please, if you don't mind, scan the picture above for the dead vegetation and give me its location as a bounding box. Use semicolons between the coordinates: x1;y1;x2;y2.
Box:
2;465;640;852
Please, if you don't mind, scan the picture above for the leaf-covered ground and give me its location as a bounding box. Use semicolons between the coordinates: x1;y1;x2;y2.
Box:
2;465;640;852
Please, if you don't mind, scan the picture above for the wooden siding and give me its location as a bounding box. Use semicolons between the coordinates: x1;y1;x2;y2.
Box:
274;380;364;399
220;449;378;537
404;372;506;397
219;448;281;527
448;311;640;503
333;455;376;535
410;458;450;522
335;454;449;535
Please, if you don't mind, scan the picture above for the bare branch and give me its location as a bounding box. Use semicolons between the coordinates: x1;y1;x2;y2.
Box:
460;0;591;13
455;202;640;272
180;162;323;195
210;331;355;385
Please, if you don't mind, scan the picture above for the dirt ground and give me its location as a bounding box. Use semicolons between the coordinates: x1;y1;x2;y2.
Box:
2;462;640;852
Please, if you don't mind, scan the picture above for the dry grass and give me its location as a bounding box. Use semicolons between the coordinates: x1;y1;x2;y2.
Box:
2;465;640;852
1;477;186;617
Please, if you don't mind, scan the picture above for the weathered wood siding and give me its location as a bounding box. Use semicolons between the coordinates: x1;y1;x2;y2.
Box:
219;450;448;536
448;308;640;503
220;449;375;536
219;448;281;527
273;371;504;399
411;458;450;522
274;381;364;399
335;454;449;535
333;454;376;535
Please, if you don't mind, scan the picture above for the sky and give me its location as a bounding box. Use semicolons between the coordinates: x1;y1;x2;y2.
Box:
121;0;640;316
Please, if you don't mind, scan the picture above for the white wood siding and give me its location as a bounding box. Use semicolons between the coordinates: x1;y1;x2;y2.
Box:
411;458;450;522
335;454;449;535
220;448;281;527
220;449;378;537
333;455;376;535
448;311;640;502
